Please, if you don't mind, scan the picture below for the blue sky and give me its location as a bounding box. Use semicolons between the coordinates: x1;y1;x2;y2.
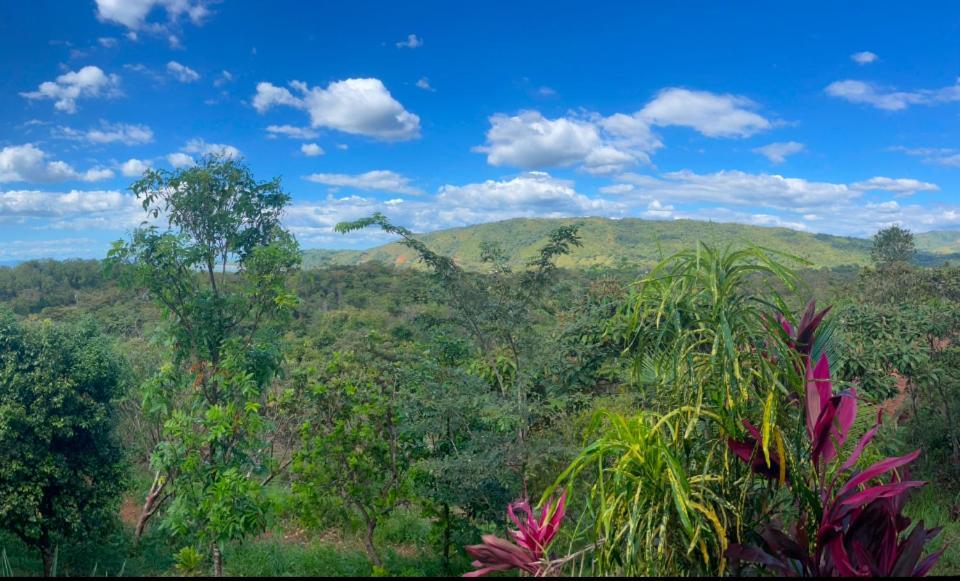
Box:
2;1;960;260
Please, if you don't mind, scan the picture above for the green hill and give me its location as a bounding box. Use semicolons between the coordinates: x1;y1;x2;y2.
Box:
302;217;959;271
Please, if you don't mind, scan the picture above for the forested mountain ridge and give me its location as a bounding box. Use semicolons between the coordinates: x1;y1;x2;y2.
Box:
303;217;960;271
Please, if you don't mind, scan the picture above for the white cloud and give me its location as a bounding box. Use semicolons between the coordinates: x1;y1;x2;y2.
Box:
166;152;195;168
305;170;423;195
121;158;151;177
851;176;939;196
416;77;433;91
213;70;233;88
892;146;960;168
181;138;241;160
0;189;143;232
253;78;420;141
0;144;113;183
56;121;154;145
642;199;675;219
826;78;960;111
610;169;860;211
396;34;423;49
639;88;771;137
265;124;319;139
436;172;615;214
598;183;636;194
167;61;200;83
476;110;660;174
478;111;606;169
94;0;210;30
82;168;116;181
98;37;118;48
20;66;121;113
301;143;324;157
851;51;878;65
753;141;805;164
476;88;770;173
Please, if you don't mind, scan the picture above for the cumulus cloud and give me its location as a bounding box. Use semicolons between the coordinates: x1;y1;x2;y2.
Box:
396;34;423;49
753;141;805;164
436;172;615;214
253;78;420;141
0;189;148;234
305;170;423;195
851;176;939;196
56;121;154;145
826;78;960;111
851;51;878;65
415;77;433;91
20;66;121;113
0;144;113;183
265;124;319;139
166;152;195;168
476;88;771;173
121;158;151;177
94;0;210;30
639;88;771;137
167;61;200;82
475;110;661;174
300;143;324;156
478;111;607;169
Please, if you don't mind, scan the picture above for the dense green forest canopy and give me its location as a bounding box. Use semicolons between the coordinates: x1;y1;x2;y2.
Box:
0;161;958;577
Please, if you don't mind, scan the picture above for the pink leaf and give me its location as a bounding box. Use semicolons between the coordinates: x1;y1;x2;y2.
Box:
841;409;882;473
839;450;922;498
839;481;926;508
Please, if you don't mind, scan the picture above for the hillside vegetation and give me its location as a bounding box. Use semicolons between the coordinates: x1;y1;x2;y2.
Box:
303;217;960;271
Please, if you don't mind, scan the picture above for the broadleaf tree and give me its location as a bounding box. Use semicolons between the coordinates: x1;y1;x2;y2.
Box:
0;312;126;577
106;156;301;576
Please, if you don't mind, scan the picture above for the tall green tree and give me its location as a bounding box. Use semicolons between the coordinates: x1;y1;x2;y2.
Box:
336;213;583;494
0;312;126;577
106;156;300;576
871;224;916;267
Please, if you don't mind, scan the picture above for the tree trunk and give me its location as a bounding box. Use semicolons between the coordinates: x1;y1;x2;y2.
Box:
212;544;223;577
134;472;166;544
442;502;451;575
363;520;383;569
41;544;56;577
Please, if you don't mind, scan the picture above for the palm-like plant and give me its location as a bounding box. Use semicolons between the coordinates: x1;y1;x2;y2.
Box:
548;244;809;575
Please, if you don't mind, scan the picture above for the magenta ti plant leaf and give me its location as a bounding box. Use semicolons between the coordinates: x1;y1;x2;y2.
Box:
726;302;943;577
464;491;568;577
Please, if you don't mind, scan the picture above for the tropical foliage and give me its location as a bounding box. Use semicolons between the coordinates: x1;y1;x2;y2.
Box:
0;168;956;578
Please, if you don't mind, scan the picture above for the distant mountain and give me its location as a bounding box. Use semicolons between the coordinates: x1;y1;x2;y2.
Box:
301;217;960;271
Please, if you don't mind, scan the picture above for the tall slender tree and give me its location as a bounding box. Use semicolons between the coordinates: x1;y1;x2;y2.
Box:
107;156;300;576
